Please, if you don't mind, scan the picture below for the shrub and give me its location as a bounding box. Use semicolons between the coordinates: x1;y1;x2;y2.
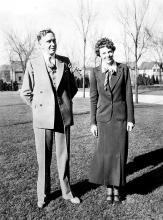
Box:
0;80;18;91
150;75;155;84
0;79;4;91
155;76;159;84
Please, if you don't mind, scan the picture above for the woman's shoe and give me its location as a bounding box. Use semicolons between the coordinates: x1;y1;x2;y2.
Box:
113;188;122;204
113;194;121;204
106;194;113;204
106;187;113;204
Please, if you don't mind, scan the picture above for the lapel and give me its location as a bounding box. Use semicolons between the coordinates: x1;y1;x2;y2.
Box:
55;57;64;90
34;53;64;91
110;62;123;91
95;65;111;93
34;54;52;89
95;65;105;84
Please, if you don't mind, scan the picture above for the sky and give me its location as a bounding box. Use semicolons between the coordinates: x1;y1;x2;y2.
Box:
0;0;163;66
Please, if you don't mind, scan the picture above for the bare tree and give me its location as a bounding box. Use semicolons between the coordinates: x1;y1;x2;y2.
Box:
5;30;36;74
74;0;97;97
117;0;151;103
64;42;81;68
121;23;133;64
89;28;103;67
148;32;163;83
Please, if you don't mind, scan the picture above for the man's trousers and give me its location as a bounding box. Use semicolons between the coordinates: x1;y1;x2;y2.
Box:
33;126;73;203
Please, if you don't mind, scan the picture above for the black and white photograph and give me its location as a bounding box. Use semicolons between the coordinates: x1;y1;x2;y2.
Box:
0;0;163;219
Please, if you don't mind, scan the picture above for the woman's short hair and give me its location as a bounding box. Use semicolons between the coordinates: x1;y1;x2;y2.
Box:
37;29;56;42
95;37;116;57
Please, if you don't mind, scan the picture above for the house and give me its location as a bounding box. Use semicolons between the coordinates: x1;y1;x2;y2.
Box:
10;61;24;88
0;61;24;89
0;65;11;82
139;61;163;82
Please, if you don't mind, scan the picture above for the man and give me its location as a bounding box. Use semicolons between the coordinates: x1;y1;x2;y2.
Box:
20;29;80;208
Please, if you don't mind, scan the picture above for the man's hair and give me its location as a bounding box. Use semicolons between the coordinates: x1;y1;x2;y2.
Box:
95;37;116;57
37;29;56;42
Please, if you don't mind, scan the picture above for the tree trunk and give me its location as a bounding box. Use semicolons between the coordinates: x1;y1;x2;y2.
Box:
159;65;162;83
83;39;86;98
135;44;138;104
135;62;138;104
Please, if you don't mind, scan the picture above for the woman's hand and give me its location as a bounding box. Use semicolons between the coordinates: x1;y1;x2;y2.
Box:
91;124;98;137
127;122;134;132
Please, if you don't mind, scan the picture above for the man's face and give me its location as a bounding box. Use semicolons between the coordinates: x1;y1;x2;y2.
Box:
39;33;57;56
99;46;114;65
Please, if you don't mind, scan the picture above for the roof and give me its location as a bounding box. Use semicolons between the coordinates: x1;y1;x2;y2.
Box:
126;62;136;69
11;61;23;71
0;61;24;72
0;64;11;71
139;61;159;70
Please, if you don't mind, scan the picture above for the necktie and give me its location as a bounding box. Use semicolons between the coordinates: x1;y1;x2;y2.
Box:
104;70;109;91
47;57;57;88
104;69;114;90
48;57;56;71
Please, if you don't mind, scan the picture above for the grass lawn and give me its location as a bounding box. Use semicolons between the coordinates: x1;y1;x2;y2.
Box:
0;92;163;219
135;84;163;95
78;86;163;97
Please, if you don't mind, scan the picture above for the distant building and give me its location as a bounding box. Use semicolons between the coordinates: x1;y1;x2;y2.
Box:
139;61;163;82
11;61;24;88
0;64;11;82
0;61;24;89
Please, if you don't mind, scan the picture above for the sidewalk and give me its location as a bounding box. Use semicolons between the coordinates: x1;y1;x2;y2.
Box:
134;94;163;105
75;90;90;98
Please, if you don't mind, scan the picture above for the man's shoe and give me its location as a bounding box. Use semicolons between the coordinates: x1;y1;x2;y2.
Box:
69;197;80;204
64;196;80;204
37;200;46;208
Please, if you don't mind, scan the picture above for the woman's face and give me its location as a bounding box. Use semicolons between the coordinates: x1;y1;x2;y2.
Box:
99;46;114;65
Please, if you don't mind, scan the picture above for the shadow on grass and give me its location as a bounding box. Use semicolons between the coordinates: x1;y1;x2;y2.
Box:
126;147;163;195
127;147;163;175
126;164;163;195
49;148;163;199
0;103;26;107
46;190;62;204
46;180;99;204
71;179;99;198
135;103;163;108
0;121;32;127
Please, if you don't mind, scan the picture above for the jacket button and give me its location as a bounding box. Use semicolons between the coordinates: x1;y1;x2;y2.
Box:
40;104;42;107
40;91;43;93
58;98;63;105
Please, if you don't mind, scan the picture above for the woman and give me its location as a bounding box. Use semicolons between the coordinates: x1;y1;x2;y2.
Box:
89;38;135;203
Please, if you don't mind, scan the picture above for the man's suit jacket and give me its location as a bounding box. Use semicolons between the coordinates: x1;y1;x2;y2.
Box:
20;53;78;129
90;62;135;125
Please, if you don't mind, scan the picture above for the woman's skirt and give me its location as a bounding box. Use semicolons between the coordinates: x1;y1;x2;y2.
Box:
89;119;128;187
